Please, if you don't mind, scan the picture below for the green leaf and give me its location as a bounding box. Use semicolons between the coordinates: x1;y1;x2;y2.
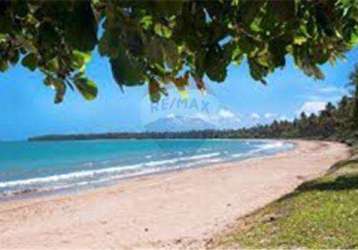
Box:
205;46;228;82
44;76;66;104
239;1;265;28
0;59;8;72
269;38;287;67
110;51;145;87
249;18;261;33
22;53;38;71
149;79;161;103
248;58;268;84
45;57;60;72
9;50;20;65
54;82;66;104
124;27;144;56
0;33;7;42
151;1;183;16
161;40;179;69
351;32;358;45
71;50;91;71
39;22;59;46
140;15;153;30
64;1;97;51
146;37;164;64
98;28;121;58
293;36;307;45
0;14;12;34
74;76;98;100
315;5;335;36
1;0;358;102
154;23;172;38
301;64;325;80
270;0;295;21
237;36;256;54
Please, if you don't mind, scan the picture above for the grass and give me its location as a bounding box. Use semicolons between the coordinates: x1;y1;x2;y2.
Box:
213;149;358;249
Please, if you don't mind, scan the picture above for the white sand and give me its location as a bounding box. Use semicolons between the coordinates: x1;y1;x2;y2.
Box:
0;140;349;249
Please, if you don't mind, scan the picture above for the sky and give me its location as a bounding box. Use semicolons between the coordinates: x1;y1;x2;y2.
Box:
0;47;357;141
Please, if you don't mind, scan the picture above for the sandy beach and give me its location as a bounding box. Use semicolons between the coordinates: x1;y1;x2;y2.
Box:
0;140;349;249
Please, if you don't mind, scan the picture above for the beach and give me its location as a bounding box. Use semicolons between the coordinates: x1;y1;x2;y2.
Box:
0;140;349;249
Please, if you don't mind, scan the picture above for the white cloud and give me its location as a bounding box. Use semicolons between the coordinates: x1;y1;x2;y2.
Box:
317;86;346;94
192;112;208;120
166;113;176;119
250;113;260;120
264;113;277;119
298;101;327;115
218;109;235;118
191;109;241;129
215;109;241;129
299;85;348;103
278;115;288;121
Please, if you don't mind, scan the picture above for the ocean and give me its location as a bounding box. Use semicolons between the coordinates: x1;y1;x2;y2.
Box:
0;139;294;198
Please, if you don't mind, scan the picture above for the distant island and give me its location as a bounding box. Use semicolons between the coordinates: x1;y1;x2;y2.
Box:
28;129;253;141
29;94;358;145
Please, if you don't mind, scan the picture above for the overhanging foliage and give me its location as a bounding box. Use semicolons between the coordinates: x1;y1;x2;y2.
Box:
0;0;357;103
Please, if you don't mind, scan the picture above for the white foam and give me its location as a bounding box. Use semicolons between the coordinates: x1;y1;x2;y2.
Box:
144;152;220;167
256;141;285;150
145;158;179;167
0;163;143;189
0;153;220;189
231;141;288;158
0;142;291;193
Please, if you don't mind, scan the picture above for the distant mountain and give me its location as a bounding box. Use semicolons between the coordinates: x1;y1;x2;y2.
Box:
144;116;217;132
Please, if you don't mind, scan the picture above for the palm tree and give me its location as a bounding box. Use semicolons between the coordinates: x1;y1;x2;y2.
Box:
349;64;358;130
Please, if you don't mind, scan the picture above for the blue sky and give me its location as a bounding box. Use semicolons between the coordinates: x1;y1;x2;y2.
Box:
0;47;357;141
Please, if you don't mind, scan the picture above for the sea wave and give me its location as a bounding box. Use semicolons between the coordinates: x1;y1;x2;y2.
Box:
0;152;221;189
0;141;293;196
231;141;288;158
256;141;285;150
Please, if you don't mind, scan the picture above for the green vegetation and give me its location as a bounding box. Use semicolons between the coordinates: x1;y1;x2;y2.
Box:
213;153;358;249
1;1;357;102
233;63;358;144
207;64;358;250
29;64;358;144
28;62;358;250
28;89;358;141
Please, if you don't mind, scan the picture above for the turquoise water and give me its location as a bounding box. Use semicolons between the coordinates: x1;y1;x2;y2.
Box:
0;139;294;197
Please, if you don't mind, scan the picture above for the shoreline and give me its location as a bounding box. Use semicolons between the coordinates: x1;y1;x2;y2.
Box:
0;140;349;249
0;139;294;202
